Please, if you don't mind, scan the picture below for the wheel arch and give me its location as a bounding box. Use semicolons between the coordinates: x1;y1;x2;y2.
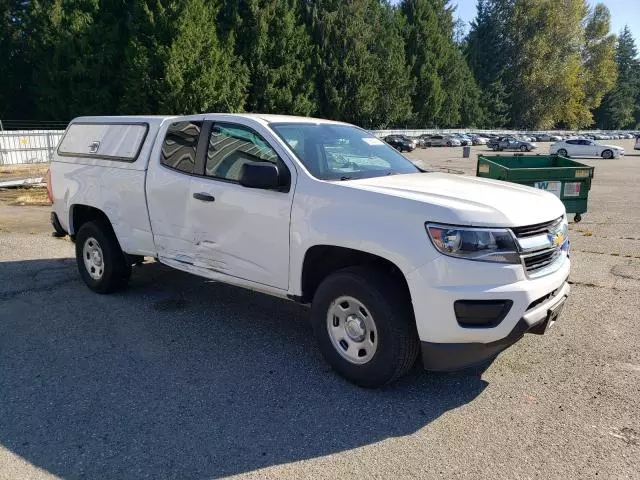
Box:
69;204;114;238
299;245;413;308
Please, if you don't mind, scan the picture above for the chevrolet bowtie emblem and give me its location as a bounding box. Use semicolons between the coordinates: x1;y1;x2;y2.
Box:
551;230;566;247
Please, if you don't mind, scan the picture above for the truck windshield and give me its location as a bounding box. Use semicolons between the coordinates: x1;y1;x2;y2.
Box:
270;123;420;181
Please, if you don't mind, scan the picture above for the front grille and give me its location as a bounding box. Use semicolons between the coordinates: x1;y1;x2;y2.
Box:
523;248;561;274
511;216;563;238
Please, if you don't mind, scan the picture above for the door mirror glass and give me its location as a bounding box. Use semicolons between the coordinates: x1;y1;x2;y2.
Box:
239;162;280;189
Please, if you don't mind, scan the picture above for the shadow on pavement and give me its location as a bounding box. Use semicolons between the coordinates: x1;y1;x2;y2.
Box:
0;259;489;479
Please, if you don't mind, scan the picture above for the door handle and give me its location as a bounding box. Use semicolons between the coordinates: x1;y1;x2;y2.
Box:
193;192;215;202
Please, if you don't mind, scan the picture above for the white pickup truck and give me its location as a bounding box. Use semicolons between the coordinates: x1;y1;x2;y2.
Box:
49;114;570;387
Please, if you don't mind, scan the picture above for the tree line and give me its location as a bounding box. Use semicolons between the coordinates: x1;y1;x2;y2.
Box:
1;0;639;130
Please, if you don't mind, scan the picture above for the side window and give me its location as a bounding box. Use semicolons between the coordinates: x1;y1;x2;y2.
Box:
205;123;279;182
161;121;202;174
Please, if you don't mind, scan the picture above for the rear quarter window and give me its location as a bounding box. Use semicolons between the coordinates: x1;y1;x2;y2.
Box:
160;121;203;174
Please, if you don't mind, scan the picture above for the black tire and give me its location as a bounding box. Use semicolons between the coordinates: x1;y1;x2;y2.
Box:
557;148;568;157
520;145;528;152
446;141;452;147
75;220;131;294
574;213;582;223
311;266;419;388
601;149;613;159
426;142;432;147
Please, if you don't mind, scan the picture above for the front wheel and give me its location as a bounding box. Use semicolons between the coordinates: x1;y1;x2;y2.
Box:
311;267;419;388
601;149;613;159
75;221;131;293
557;148;568;157
520;145;528;152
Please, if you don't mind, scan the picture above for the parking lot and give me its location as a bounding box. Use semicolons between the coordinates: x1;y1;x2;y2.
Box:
1;140;639;479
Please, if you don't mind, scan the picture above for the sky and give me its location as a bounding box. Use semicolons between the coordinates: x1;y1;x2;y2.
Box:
452;0;640;43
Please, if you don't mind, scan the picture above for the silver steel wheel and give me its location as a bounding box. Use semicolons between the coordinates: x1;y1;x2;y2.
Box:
327;295;378;365
82;236;105;280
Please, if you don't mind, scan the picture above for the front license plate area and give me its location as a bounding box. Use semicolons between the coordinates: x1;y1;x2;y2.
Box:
530;296;567;335
544;297;566;332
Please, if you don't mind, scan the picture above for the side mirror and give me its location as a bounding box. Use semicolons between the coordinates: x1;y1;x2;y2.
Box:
239;161;280;189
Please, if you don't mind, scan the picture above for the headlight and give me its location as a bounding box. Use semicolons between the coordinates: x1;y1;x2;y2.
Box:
426;223;520;263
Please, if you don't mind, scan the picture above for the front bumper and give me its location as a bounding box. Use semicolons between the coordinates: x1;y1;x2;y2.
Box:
406;253;570;371
420;281;569;371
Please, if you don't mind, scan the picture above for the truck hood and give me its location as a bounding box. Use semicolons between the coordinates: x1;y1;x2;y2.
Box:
342;172;565;227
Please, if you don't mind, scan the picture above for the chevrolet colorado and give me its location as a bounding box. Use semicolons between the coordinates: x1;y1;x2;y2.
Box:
49;114;570;387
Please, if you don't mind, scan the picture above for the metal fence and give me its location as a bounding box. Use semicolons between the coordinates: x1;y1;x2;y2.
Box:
0;130;65;165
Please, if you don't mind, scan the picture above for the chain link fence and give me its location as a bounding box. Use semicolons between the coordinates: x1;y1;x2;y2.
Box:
0;120;67;165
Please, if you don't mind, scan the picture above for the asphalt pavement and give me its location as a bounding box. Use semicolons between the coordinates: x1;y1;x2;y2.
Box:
0;142;638;479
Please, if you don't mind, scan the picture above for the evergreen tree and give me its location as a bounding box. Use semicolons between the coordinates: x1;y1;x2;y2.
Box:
221;0;317;116
119;1;174;114
401;0;446;127
120;0;248;115
162;0;247;113
597;26;640;129
26;0;133;119
402;0;482;127
465;0;512;127
307;0;411;128
0;0;32;119
368;2;413;128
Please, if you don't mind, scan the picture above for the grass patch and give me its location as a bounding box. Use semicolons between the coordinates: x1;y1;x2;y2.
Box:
0;163;50;181
0;187;51;206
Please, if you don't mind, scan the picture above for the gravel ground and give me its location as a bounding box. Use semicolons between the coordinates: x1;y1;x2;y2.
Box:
0;140;638;479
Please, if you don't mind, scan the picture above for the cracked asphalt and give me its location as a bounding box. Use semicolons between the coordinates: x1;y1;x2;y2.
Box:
1;141;639;479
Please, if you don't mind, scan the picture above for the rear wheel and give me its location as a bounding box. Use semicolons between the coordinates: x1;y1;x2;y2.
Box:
446;141;452;147
601;149;613;159
75;221;131;293
311;266;419;388
557;148;568;157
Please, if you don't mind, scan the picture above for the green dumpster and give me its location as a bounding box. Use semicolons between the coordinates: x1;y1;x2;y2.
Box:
476;154;594;222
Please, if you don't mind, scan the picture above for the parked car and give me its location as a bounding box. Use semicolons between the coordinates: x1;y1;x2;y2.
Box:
412;136;426;148
451;133;471;146
487;136;537;152
516;134;535;142
48;114;570;387
424;134;462;147
634;135;640;150
533;133;562;142
550;139;624;159
384;135;416;152
468;134;488;145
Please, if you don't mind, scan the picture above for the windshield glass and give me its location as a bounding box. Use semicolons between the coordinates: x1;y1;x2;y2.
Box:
270;123;420;181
